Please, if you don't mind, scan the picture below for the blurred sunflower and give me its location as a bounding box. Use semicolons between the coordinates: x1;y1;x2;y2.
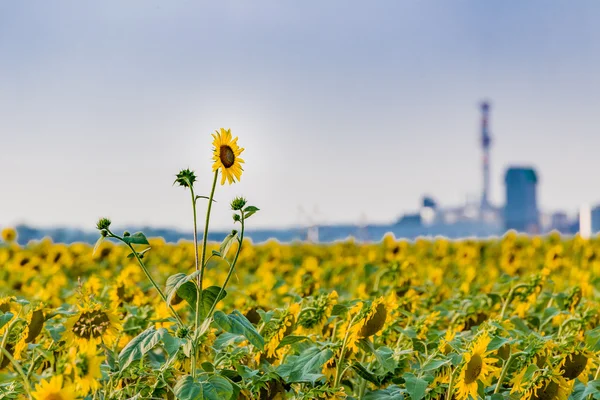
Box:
1;227;17;243
32;375;77;400
455;332;498;400
211;128;245;185
63;303;120;346
68;342;103;395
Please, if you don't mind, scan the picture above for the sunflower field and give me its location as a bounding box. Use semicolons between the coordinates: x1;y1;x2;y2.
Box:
1;130;600;400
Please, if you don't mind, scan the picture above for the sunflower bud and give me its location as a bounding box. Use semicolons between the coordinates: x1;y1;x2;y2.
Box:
230;197;247;211
100;230;108;237
123;231;130;237
174;169;197;188
176;326;190;338
233;213;242;223
96;218;111;231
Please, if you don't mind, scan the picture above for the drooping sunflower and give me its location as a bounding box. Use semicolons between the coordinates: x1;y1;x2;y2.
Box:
32;375;77;400
211;128;245;185
455;332;499;400
63;303;120;346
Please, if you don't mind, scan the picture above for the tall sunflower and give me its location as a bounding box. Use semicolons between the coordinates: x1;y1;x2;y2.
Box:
455;332;499;400
211;128;245;185
63;303;120;346
32;375;77;400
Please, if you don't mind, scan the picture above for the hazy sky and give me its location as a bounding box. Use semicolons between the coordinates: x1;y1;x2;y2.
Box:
1;1;600;231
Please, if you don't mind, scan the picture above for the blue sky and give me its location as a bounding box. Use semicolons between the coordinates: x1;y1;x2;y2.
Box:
1;1;600;230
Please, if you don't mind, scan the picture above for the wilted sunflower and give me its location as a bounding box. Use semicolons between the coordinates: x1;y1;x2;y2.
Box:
455;332;499;400
63;303;120;346
32;375;77;400
211;128;245;185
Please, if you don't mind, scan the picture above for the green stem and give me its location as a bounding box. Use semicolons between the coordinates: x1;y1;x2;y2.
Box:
26;340;54;381
206;216;245;319
199;171;219;293
589;365;600;400
334;313;359;387
117;237;184;327
0;347;32;398
494;351;526;393
557;317;578;337
499;283;529;320
190;186;200;379
357;353;368;399
446;367;456;400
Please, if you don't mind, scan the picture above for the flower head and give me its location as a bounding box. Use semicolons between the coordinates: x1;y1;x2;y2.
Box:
1;227;17;243
32;375;77;400
95;218;111;231
211;128;245;185
174;168;197;188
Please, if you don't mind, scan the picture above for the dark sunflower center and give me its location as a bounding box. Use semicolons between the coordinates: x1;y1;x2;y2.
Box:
464;354;483;384
46;395;65;400
72;310;110;339
77;355;90;375
220;145;235;168
562;353;588;380
533;380;558;400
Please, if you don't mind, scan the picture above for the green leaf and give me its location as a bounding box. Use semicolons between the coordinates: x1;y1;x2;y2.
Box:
127;247;152;259
122;231;149;245
243;206;259;219
352;363;380;385
200;375;234;400
118;327;166;371
173;375;234;400
487;336;511;351
375;346;398;373
200;286;227;319
0;312;14;330
278;347;333;384
570;380;600;400
364;386;405;400
213;310;264;350
174;375;201;400
220;231;238;258
421;357;450;372
165;272;200;308
403;372;427;400
278;335;309;348
211;250;221;257
178;281;199;310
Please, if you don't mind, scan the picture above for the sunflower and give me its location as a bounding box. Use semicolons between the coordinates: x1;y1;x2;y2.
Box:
455;332;499;400
211;128;245;185
63;303;120;346
264;303;301;358
32;375;77;400
68;342;103;395
1;227;17;243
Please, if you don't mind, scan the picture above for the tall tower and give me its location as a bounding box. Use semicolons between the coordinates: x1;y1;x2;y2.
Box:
480;101;492;211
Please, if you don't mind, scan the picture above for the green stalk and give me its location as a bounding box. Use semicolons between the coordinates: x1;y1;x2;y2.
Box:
499;283;529;320
113;234;184;327
446;368;456;400
334;312;359;387
0;347;31;397
199;171;219;293
494;351;526;393
206;214;245;319
189;185;200;379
